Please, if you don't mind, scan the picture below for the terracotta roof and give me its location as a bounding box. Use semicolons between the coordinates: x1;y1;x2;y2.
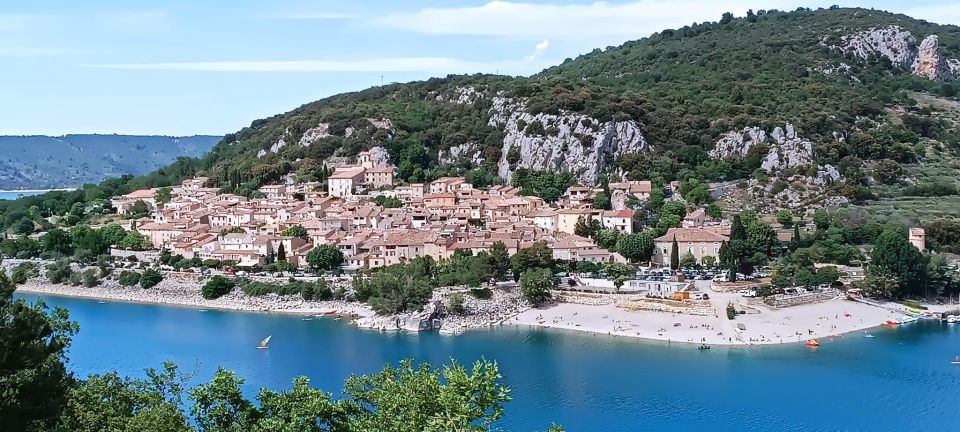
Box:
328;168;365;179
655;228;728;243
124;188;157;199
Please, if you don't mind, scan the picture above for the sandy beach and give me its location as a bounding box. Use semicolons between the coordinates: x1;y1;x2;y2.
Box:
514;293;901;346
18;276;917;346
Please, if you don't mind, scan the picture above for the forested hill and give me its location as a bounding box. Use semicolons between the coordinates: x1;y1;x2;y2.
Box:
191;7;958;198
0;135;220;189
2;7;960;229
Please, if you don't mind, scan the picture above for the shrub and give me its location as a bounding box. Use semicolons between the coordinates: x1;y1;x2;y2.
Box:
118;271;141;287
726;303;737;320
81;269;100;288
139;269;163;289
468;288;493;299
448;293;466;315
45;260;73;284
202;275;235;300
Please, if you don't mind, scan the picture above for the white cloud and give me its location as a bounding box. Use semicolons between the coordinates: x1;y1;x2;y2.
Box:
525;39;550;61
375;0;835;39
81;56;551;74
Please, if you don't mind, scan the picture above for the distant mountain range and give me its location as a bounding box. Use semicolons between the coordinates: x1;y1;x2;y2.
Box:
0;134;221;189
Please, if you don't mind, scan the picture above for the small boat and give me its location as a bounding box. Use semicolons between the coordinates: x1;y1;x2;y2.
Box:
96;300;106;304
885;320;899;326
300;316;313;321
805;339;820;347
898;315;919;324
952;356;960;365
864;334;875;338
947;316;960;324
257;335;272;349
698;344;711;350
198;309;208;312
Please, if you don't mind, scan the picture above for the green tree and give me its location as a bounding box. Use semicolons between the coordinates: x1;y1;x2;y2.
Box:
43;228;74;256
814;266;840;286
519;268;554;306
705;203;722;219
118;271;141;287
486;241;511;280
342;359;512;432
139;269;163;289
45;259;74;284
448;292;466;315
813;209;830;230
591;191;612;210
58;362;191;432
670;238;680;270
858;267;900;298
81;269;100;288
128;200;151;219
615;232;655;263
776;211;793;227
575;261;601;274
871;228;927;297
680;252;697;269
372;195;404;208
189;368;258;432
701;255;716;268
602;263;635;293
511;242;554;281
154;187;173;205
281;225;309;240
201;276;236;300
306;245;344;273
0;270;78;431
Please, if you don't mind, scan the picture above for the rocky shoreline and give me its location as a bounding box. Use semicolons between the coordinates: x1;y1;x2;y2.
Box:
15;277;530;335
16;278;375;319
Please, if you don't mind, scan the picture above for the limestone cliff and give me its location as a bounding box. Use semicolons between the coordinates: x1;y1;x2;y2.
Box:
435;87;651;185
488;96;649;184
829;26;957;82
710;124;814;173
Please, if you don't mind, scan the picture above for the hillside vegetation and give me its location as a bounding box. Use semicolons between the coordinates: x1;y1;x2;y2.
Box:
1;6;959;228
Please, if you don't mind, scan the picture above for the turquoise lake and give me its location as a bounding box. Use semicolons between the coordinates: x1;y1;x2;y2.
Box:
18;293;960;431
0;190;47;200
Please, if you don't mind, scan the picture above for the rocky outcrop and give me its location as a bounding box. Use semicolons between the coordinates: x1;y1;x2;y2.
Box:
489;96;650;185
710;124;814;173
298;123;333;147
438;142;485;166
913;35;954;81
258;118;395;159
365;146;392;167
710;127;767;160
762;125;814;172
829;26;957;81
714;165;845;213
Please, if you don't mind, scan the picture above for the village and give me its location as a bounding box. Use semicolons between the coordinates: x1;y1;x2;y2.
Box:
116;147;728;287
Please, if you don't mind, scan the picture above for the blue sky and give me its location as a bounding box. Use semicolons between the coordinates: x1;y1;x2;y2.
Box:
2;0;957;136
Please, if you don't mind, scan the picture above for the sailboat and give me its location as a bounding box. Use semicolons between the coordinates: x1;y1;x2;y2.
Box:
257;335;272;349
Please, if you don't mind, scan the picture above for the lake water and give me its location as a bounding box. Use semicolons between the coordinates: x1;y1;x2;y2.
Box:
0;190;50;200
17;293;960;431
